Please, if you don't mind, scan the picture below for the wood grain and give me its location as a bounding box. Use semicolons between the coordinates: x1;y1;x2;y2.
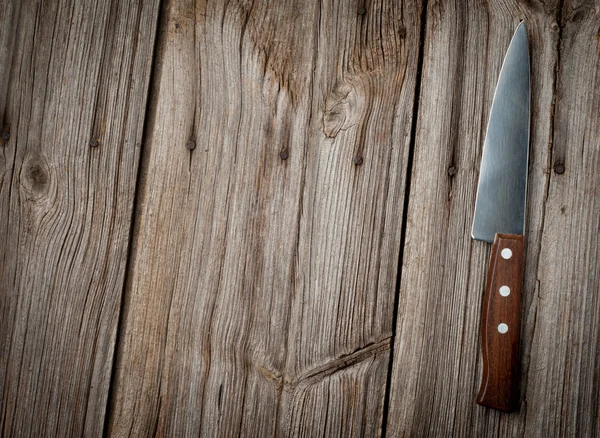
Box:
0;0;160;435
524;1;600;436
387;0;600;436
3;0;600;435
107;0;421;436
477;234;524;412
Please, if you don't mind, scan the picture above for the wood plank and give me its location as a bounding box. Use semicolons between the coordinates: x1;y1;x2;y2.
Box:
387;0;600;436
108;0;422;435
0;0;160;435
524;2;600;435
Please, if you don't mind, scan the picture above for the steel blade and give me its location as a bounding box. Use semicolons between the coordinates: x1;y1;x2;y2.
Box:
472;22;530;243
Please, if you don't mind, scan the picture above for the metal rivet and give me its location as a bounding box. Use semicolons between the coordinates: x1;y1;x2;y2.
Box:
89;139;100;148
501;248;512;259
358;6;366;15
498;323;509;334
554;163;565;174
279;151;289;160
1;130;10;142
353;155;363;166
186;139;196;150
499;286;510;297
447;166;457;176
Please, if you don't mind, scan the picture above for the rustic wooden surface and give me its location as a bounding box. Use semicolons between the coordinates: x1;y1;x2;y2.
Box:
107;0;421;436
386;0;600;437
0;0;160;436
2;0;600;436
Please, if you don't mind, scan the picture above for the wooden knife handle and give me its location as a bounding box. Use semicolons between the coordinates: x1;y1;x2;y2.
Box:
477;233;525;412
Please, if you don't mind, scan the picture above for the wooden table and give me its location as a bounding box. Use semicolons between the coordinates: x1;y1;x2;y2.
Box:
1;0;599;436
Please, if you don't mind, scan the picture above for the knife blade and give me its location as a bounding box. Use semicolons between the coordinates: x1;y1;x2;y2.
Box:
472;22;530;412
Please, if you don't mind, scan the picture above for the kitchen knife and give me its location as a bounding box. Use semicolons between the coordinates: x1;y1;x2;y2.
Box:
471;22;530;412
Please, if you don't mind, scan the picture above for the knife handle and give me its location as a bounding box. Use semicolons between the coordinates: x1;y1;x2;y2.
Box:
477;233;524;412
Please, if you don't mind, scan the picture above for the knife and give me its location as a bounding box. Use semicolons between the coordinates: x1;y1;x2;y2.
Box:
471;22;530;412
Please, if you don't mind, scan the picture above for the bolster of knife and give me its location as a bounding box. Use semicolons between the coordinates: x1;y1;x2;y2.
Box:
477;233;525;412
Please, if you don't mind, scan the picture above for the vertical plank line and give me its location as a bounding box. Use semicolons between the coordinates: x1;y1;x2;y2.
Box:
101;0;169;435
380;1;428;436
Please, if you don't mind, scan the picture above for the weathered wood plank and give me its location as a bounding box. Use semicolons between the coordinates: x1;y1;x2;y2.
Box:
524;2;600;436
108;0;421;436
0;0;160;435
387;0;600;436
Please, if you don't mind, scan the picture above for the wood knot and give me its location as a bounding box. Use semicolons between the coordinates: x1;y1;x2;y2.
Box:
22;158;50;198
553;162;565;174
398;26;406;38
568;7;588;23
322;82;364;138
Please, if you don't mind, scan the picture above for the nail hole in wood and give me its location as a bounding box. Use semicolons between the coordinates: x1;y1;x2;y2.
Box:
553;162;565;174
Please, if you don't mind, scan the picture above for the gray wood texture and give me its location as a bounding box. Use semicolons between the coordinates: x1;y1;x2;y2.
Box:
387;0;600;436
107;0;421;436
2;0;600;436
0;0;160;435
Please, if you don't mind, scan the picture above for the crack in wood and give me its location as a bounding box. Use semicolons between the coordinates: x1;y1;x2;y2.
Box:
255;337;391;391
